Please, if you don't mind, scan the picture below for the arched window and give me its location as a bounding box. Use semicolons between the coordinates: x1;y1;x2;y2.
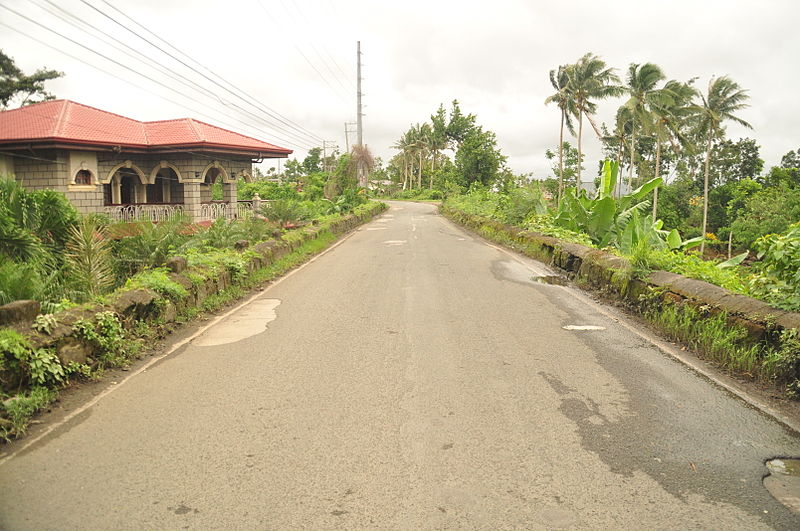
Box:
74;169;93;185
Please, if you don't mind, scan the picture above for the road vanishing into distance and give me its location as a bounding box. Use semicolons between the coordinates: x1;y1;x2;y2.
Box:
2;201;800;529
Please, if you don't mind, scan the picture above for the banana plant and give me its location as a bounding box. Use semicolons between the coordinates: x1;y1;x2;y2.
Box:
554;160;665;250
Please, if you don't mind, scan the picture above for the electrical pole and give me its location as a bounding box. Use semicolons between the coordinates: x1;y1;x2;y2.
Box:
356;41;363;147
344;122;357;152
322;140;337;172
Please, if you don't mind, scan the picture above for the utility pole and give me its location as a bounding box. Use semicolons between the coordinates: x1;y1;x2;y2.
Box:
356;41;363;147
344;122;357;152
322;140;337;172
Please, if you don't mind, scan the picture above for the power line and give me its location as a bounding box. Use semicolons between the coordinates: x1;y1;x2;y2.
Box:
0;5;317;151
28;0;318;149
93;0;326;144
0;21;314;151
80;0;324;148
285;0;354;93
255;0;349;102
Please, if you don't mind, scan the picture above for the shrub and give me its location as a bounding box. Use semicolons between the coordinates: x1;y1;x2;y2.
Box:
125;268;188;301
110;214;191;279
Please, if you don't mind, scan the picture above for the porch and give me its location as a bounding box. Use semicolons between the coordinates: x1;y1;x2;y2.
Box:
102;199;262;223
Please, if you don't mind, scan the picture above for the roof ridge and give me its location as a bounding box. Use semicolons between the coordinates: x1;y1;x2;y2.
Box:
185;118;205;142
54;100;70;137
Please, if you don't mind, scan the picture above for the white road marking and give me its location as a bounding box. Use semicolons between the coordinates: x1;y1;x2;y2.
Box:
563;325;606;331
383;240;407;246
366;227;387;231
474;226;800;434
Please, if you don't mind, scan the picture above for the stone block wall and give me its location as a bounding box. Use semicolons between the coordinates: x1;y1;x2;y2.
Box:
11;150;69;192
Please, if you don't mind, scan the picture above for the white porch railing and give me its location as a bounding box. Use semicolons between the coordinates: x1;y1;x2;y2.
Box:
103;203;184;222
236;201;254;219
198;201;232;222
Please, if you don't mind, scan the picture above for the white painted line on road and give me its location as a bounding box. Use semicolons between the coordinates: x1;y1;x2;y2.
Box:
0;225;363;466
563;325;606;331
366;227;387;231
383;240;407;246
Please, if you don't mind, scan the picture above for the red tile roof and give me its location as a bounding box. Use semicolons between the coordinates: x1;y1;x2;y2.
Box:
0;100;292;156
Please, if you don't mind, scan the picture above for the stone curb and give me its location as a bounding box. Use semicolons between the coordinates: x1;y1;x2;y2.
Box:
441;205;799;342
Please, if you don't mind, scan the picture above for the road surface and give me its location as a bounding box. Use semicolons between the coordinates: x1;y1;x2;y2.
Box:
2;201;799;529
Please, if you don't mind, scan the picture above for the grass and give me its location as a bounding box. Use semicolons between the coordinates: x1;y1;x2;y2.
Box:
647;302;761;375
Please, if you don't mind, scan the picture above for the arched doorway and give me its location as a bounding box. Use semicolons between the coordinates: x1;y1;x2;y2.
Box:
147;167;183;204
104;168;144;205
202;167;224;202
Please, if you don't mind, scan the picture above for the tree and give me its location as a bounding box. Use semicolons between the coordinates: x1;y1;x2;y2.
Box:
0;50;63;109
545;141;582;190
707;138;763;186
567;53;623;185
544;65;576;203
619;63;666;189
283;159;303;181
649;80;698;217
455;126;506;187
302;147;322;174
696;76;752;253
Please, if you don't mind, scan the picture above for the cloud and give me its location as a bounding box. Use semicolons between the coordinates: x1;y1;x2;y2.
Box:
1;0;798;178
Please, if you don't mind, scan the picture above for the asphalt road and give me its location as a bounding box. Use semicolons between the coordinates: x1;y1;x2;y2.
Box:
2;201;800;529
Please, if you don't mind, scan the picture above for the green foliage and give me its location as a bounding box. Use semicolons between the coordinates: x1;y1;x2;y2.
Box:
497;184;548;225
185;248;252;283
73;311;132;367
125;268;188;301
64;216;114;300
748;223;800;311
32;313;57;335
638;248;749;293
648;303;760;374
238;180;301;201
553;161;669;252
1;386;56;440
728;185;800;248
0;259;44;306
110;214;191;279
0;329;64;393
0;50;63;108
260;199;310;227
454;126;507;187
27;348;64;386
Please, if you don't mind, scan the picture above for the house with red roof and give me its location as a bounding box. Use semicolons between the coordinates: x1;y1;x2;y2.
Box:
0;100;291;221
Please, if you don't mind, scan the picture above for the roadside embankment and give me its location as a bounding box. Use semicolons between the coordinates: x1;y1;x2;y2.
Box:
442;204;800;397
0;201;387;438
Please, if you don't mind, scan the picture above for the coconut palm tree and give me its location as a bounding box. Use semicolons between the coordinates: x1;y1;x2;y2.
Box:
392;129;414;190
568;53;623;185
696;76;751;254
544;64;576;203
649;80;698;218
619;63;666;188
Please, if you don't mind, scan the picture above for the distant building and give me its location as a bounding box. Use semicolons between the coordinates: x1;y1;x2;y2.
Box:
0;100;291;221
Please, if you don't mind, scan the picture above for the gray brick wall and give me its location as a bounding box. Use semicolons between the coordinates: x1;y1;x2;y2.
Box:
12;150;69;192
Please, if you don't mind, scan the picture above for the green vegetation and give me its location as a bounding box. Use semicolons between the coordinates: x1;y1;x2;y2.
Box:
1;49;63;108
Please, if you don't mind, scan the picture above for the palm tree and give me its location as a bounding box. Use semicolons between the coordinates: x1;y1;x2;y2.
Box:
619;63;666;188
544;64;576;203
696;76;751;254
649;80;698;218
568;53;623;186
392;129;414;190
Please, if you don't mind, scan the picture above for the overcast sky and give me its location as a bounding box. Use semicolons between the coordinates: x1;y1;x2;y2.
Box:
2;0;798;179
